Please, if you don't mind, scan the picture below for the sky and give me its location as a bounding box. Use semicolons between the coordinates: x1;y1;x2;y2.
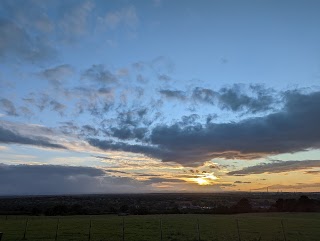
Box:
1;0;320;195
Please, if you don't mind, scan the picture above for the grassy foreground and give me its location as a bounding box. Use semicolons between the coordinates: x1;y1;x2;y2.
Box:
0;213;319;241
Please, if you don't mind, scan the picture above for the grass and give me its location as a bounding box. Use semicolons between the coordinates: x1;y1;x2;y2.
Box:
0;213;319;241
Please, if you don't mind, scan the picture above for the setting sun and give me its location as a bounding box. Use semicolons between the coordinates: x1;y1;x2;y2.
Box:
192;173;218;185
195;178;209;185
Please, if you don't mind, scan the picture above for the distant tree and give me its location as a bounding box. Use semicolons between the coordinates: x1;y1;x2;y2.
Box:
136;206;149;215
232;198;252;213
31;207;41;216
274;198;284;211
119;204;129;213
70;204;86;214
52;204;68;215
297;195;315;212
214;205;230;214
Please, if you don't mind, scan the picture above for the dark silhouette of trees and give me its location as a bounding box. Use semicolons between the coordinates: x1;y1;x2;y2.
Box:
232;198;252;213
272;195;318;212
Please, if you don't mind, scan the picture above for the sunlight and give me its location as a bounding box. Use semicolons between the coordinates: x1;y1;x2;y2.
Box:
193;173;218;185
195;177;209;185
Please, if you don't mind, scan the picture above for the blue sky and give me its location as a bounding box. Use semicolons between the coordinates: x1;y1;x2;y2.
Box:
1;0;320;194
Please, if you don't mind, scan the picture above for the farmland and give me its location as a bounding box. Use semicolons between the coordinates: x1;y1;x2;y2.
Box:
1;213;320;241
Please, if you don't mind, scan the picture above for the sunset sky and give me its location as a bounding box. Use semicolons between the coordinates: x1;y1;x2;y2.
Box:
1;0;320;195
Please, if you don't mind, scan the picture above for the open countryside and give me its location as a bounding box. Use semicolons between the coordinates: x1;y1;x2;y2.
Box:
1;213;320;241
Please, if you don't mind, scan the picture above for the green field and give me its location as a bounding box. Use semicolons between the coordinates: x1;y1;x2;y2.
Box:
0;213;319;241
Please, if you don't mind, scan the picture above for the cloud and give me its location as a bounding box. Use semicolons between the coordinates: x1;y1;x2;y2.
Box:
192;87;217;105
0;98;18;116
147;90;320;165
87;90;320;166
304;170;320;175
0;18;56;63
60;1;95;36
180;114;200;126
115;108;148;127
142;177;185;185
39;64;74;87
218;84;275;113
80;125;99;137
110;127;148;141
191;84;276;113
49;100;66;116
19;106;33;117
0;163;145;195
255;183;320;191
234;181;251;184
82;64;118;84
0;0;54;33
160;89;186;100
0;123;65;149
99;6;138;30
68;87;115;117
228;160;320;175
87;138;170;161
0;146;8;151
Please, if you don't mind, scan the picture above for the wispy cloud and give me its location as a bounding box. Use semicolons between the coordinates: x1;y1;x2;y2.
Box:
0;124;65;149
99;6;139;30
0;18;57;63
0;98;18;116
228;160;320;175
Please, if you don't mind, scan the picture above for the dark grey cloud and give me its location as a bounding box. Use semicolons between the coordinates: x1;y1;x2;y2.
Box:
191;84;276;113
115;108;148;127
81;125;99;137
206;114;218;124
88;90;320;166
0;164;144;195
0;18;56;63
59;121;79;135
180;114;200;126
87;138;170;161
0;125;65;149
92;155;112;160
160;89;186;100
228;160;320;176
142;177;185;185
82;64;118;84
104;169;128;175
147;91;320;165
0;98;18;116
218;84;275;113
192;87;217;105
110;127;148;141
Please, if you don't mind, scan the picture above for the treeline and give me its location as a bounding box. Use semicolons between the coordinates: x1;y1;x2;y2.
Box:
212;195;320;214
0;195;319;216
271;195;319;212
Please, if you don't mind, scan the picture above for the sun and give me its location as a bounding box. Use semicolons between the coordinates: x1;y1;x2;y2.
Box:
195;177;209;185
192;173;218;186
